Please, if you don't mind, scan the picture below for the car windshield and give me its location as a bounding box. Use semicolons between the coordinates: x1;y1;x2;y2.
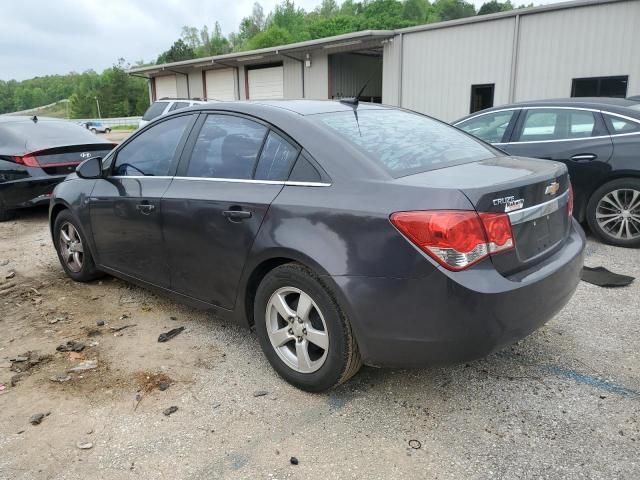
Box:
314;109;496;178
142;102;169;121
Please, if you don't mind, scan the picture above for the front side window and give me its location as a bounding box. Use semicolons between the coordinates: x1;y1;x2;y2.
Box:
315;109;495;178
456;110;516;143
113;115;192;176
186;115;267;179
516;109;596;142
254;131;299;181
603;114;640;134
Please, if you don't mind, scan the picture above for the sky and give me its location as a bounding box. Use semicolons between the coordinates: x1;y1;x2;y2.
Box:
1;0;558;81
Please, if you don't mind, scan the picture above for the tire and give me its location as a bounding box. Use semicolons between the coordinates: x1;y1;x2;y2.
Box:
90;128;97;134
254;263;362;392
586;178;640;248
105;128;111;133
0;207;15;222
53;210;103;281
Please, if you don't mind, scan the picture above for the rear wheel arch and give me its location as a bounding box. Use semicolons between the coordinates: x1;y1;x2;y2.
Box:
50;202;70;234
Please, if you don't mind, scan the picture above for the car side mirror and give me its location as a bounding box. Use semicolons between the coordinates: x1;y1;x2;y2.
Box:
76;156;104;179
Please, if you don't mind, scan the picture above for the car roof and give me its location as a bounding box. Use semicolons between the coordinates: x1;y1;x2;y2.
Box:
188;99;390;116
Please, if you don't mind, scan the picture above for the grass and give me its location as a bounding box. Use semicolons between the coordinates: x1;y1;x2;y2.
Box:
109;124;138;131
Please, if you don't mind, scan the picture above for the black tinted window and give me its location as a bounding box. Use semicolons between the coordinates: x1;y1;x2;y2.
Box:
186;115;267;179
113;115;192;176
142;102;169;121
316;110;495;178
603;114;640;134
169;102;190;112
457;110;515;143
254;131;299;181
289;154;322;183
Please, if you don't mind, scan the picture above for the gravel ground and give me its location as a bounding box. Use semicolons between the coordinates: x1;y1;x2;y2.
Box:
0;208;638;480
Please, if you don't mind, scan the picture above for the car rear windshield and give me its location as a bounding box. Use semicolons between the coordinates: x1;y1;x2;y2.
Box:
314;109;496;178
142;102;169;121
0;120;101;153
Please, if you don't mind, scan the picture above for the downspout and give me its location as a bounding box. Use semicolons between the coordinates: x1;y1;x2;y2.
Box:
281;53;305;99
509;14;521;103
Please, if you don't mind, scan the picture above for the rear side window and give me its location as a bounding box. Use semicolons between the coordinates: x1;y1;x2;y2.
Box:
315;109;495;178
186;114;267;179
603;114;640;134
113;115;192;176
254;131;299;181
456;110;516;143
517;109;596;141
169;101;190;112
142;102;169;121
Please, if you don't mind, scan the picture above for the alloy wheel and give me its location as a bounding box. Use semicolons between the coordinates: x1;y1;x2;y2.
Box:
59;222;84;273
265;287;329;373
595;188;640;241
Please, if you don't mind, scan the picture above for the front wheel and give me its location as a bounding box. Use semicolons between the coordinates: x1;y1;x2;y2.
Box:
105;128;111;133
586;178;640;247
90;128;97;134
254;263;361;392
53;210;103;281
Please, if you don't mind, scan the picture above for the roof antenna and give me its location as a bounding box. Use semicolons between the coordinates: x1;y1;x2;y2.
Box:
32;115;38;123
339;75;373;107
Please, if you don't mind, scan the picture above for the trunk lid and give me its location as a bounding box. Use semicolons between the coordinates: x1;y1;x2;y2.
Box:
31;144;115;175
395;156;572;275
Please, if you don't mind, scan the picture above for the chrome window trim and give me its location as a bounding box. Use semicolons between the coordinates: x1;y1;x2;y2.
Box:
507;190;569;225
109;175;331;187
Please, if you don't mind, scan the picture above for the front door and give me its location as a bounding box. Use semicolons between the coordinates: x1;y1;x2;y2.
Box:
89;114;195;286
162;113;300;308
502;108;614;212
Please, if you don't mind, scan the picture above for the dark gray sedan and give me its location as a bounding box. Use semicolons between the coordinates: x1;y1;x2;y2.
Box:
50;101;585;391
454;98;640;247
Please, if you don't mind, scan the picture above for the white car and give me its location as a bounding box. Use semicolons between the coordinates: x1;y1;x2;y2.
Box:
138;99;210;128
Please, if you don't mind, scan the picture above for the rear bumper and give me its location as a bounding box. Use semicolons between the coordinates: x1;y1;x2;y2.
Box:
0;176;67;209
332;219;586;367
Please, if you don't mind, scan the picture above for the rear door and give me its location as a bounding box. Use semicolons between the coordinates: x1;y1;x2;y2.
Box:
501;107;613;215
89;113;196;286
162;113;300;308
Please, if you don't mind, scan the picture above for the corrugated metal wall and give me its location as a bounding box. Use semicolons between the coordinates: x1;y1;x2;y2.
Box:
304;51;329;99
382;37;401;106
398;18;515;121
283;57;304;98
176;74;189;98
188;70;204;99
514;1;640;100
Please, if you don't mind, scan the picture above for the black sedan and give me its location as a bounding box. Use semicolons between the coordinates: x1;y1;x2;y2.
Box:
50;101;585;391
454;98;640;247
0;116;116;221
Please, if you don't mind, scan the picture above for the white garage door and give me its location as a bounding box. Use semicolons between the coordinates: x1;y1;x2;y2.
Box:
205;69;236;101
248;66;284;100
155;75;177;99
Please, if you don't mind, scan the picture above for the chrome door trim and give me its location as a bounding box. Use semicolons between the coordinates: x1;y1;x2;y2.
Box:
508;190;569;225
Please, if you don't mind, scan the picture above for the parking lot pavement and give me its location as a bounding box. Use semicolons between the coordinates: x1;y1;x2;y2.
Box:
0;209;638;479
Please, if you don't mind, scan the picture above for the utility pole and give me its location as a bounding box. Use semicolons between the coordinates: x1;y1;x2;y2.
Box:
94;97;102;119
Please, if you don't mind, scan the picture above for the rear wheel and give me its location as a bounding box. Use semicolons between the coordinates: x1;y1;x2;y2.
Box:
105;128;111;133
0;207;15;222
587;178;640;248
90;128;97;134
53;210;102;281
254;263;361;392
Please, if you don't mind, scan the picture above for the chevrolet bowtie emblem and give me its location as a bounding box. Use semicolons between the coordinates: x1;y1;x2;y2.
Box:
545;181;560;196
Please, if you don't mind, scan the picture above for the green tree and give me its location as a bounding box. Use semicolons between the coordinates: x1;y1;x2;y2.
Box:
477;0;513;15
402;0;428;22
156;39;196;64
246;25;294;49
432;0;476;21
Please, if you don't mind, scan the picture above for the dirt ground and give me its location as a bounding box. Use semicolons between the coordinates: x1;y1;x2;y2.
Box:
0;208;638;480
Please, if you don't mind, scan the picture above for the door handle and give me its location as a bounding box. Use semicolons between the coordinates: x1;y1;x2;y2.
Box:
136;203;155;215
571;153;597;161
223;209;252;221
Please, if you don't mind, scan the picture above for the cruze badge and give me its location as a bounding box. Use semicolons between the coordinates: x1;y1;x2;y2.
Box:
493;195;524;212
545;181;560;196
80;152;92;159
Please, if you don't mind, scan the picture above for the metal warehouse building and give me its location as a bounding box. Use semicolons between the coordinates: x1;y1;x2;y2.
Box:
129;0;640;121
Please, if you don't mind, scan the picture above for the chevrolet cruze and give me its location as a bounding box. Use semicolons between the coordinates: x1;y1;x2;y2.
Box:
50;101;585;391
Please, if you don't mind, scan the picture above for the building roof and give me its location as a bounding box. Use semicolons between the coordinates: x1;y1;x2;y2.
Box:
128;0;627;78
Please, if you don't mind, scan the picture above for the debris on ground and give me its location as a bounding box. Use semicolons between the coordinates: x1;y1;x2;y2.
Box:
110;324;136;333
253;390;269;397
10;351;51;373
158;326;185;343
290;457;299;465
163;406;178;416
135;372;173;393
29;413;48;425
76;441;93;450
11;373;27;387
408;439;422;449
159;382;170;391
67;351;86;361
0;383;5;393
96;320;105;326
56;341;85;353
5;271;16;279
50;374;72;383
0;259;8;266
68;360;98;372
581;266;635;288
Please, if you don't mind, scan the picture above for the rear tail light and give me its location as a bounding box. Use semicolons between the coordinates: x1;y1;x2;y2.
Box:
390;210;514;271
13;154;40;167
567;183;574;217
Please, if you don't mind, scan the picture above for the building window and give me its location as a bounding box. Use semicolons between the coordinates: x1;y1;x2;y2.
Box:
571;76;628;98
470;84;495;113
